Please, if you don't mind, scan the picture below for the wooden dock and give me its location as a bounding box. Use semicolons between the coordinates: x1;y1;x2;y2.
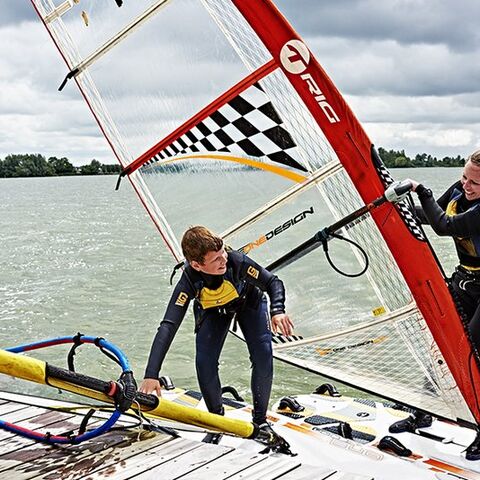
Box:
0;391;373;479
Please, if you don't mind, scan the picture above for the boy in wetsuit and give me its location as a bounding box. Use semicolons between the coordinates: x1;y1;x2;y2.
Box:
139;225;294;432
409;149;480;350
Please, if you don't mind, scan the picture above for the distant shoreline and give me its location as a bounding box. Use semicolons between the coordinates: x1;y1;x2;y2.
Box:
0;173;119;179
0;154;120;179
0;149;465;178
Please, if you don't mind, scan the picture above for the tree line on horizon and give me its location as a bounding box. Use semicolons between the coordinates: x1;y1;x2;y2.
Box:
0;154;121;178
0;150;465;178
377;148;465;168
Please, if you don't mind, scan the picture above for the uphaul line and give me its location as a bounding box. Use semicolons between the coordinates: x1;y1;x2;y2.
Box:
240;207;314;254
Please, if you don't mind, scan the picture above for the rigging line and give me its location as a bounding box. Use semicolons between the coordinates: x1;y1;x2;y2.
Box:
323;232;369;278
273;303;418;350
266;196;386;273
58;0;173;90
221;161;343;241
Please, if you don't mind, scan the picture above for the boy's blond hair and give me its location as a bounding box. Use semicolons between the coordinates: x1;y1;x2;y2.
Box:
181;226;223;264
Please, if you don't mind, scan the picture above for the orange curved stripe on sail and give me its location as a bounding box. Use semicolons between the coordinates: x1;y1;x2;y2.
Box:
161;153;307;183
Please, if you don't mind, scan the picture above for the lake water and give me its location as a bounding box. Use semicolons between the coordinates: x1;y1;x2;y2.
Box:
0;167;462;404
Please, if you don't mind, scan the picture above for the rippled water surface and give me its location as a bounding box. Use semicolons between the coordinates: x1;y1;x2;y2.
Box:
0;168;461;403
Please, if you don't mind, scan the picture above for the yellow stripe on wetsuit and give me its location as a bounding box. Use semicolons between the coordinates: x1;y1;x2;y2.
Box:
446;200;480;271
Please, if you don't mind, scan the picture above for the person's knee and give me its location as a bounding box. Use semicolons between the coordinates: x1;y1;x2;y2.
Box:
196;352;219;378
251;346;273;376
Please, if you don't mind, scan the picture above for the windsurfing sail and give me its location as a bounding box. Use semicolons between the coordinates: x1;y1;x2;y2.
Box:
29;0;480;426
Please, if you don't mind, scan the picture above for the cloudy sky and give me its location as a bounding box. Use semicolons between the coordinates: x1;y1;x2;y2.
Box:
1;1;479;166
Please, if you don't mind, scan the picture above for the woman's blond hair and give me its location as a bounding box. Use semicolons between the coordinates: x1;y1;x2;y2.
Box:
468;149;480;167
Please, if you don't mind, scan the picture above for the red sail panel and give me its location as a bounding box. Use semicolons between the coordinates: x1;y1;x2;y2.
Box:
233;0;480;422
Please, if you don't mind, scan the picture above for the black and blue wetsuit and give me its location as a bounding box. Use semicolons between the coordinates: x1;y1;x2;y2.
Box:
144;250;286;425
415;181;480;350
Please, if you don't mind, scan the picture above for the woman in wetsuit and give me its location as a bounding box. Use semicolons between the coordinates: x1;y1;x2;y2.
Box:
410;149;480;350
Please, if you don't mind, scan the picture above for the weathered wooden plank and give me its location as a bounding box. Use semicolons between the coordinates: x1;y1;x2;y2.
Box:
0;415;105;459
0;392;98;412
0;405;49;423
0;416;105;474
0;402;31;416
0;403;87;445
176;449;269;479
0;406;55;442
225;454;301;480
0;429;174;480
0;436;34;457
84;437;208;479
134;442;235;480
17;409;80;432
279;467;365;480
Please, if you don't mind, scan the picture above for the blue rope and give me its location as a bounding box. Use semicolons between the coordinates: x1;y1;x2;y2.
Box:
6;335;131;371
2;334;132;444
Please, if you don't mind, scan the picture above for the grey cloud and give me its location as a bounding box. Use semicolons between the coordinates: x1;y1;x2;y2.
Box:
349;93;480;125
306;36;480;98
4;0;480;162
277;0;480;53
0;4;36;27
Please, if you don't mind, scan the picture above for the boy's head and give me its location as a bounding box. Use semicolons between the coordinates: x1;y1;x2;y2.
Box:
181;226;227;274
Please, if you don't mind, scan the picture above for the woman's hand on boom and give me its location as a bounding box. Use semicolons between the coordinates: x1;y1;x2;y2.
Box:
405;179;420;191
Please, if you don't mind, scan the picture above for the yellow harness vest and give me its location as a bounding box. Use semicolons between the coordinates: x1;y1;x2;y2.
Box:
199;280;240;309
446;199;480;271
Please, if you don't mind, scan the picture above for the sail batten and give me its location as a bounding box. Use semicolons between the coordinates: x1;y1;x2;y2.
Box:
66;0;173;78
274;303;418;349
221;161;342;242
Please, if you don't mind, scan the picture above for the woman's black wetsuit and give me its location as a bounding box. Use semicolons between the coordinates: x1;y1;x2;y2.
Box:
415;181;480;350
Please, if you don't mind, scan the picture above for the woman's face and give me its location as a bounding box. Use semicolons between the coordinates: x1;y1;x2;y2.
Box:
461;161;480;201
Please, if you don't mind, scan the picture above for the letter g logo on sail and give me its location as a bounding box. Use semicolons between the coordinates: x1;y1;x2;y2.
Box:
280;40;310;74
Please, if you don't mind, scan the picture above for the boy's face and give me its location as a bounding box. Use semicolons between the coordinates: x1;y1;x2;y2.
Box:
191;246;228;275
462;161;480;201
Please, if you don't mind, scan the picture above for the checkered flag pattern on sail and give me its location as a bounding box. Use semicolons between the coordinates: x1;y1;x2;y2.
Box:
144;84;306;172
272;332;304;344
